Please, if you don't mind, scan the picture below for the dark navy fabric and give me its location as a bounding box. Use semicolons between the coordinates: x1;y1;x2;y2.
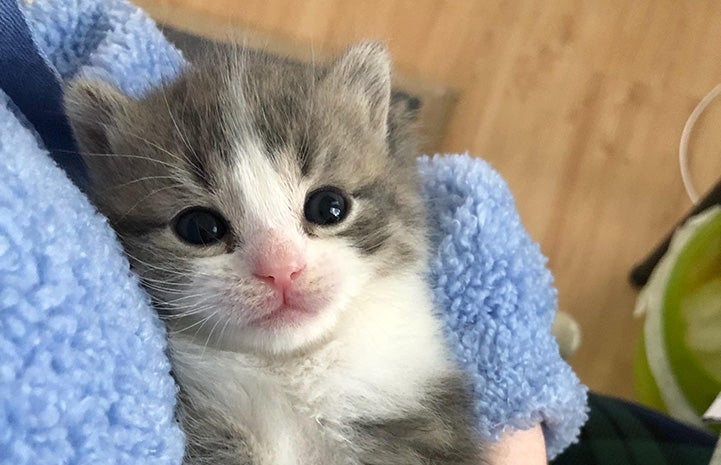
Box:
552;393;718;465
0;0;86;185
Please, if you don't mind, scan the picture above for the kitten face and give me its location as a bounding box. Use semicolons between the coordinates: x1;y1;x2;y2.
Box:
65;43;427;355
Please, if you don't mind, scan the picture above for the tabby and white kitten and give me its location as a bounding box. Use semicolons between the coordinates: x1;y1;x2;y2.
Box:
64;42;486;465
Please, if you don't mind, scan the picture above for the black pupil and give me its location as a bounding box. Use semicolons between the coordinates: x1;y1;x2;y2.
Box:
175;209;227;245
305;189;347;225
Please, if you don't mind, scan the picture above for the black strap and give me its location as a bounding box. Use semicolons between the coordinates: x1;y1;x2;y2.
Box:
0;0;86;186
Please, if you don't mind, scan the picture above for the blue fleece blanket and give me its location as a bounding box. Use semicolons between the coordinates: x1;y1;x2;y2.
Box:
0;0;587;463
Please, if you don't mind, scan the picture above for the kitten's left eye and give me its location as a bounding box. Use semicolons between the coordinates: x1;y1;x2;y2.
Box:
174;208;228;246
304;187;349;226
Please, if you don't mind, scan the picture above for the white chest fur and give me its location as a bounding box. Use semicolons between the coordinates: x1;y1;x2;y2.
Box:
170;274;453;465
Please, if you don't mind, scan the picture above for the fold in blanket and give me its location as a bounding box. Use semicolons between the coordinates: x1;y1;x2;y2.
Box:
0;0;587;463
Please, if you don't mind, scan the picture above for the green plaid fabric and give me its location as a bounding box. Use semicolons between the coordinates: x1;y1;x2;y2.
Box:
552;393;718;465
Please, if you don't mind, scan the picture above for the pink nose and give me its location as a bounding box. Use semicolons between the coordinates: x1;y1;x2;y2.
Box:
252;239;306;291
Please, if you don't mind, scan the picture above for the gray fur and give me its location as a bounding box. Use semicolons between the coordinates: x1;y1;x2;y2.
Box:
349;376;482;465
176;394;255;465
64;43;486;465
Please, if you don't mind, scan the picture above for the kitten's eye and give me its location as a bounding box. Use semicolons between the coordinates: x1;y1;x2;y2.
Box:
304;187;349;226
174;208;228;245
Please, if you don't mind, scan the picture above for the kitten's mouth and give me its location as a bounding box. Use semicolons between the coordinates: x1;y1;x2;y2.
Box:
250;284;331;329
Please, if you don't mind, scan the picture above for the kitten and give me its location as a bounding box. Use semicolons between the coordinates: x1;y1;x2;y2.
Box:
64;42;486;465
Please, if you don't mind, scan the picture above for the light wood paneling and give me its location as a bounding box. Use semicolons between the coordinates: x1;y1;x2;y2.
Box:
133;0;721;401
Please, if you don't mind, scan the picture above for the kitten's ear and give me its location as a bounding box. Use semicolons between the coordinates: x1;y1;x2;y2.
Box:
64;80;129;155
327;42;391;135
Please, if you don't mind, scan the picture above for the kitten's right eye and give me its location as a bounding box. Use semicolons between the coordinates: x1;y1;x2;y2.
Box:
173;208;228;246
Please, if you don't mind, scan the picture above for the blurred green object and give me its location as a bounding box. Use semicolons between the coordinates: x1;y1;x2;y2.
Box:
634;207;721;432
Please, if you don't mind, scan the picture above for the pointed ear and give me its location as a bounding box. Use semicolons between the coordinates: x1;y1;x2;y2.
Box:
326;42;392;136
64;80;129;155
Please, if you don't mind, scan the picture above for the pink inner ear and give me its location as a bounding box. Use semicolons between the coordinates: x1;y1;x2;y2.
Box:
251;235;307;291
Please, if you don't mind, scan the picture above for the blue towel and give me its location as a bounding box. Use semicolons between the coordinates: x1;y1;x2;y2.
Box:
0;0;587;463
420;155;588;456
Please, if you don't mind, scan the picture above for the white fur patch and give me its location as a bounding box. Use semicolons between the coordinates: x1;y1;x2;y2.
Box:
171;272;453;465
